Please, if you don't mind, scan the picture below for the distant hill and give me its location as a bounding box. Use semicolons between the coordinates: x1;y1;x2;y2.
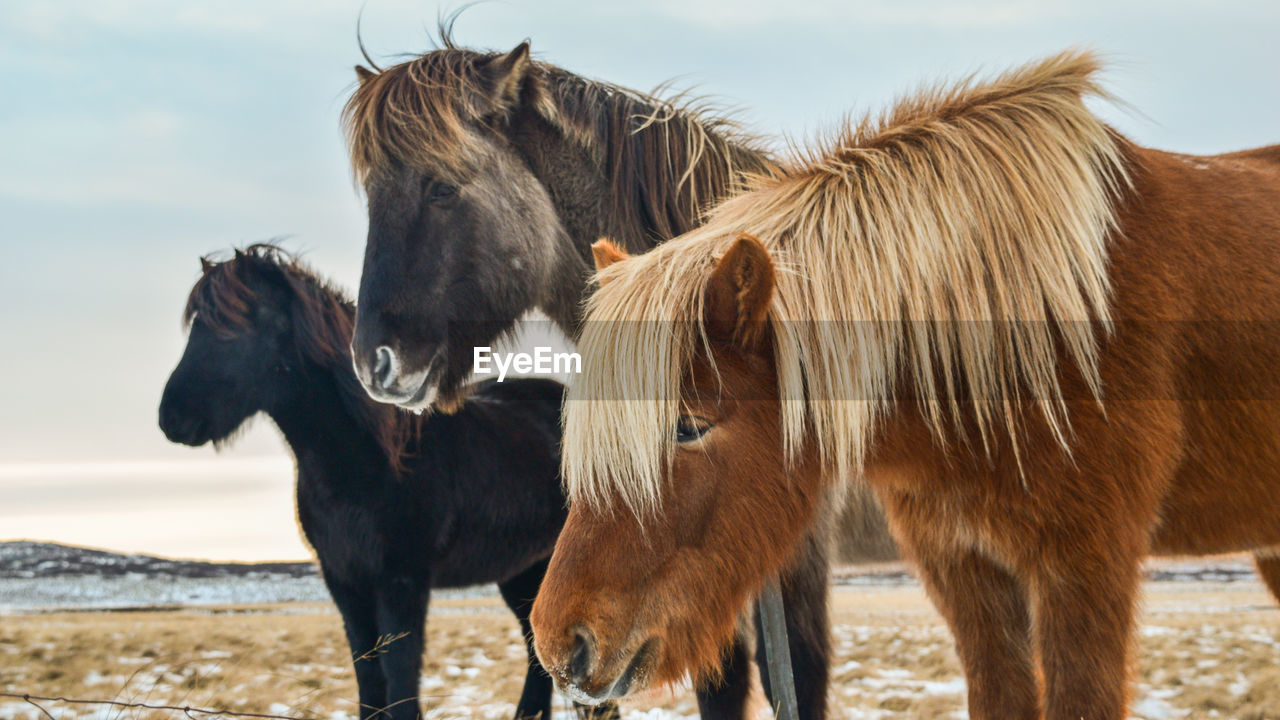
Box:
0;540;316;581
0;542;507;611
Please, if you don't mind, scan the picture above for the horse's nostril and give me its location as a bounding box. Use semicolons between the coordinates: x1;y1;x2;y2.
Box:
373;345;399;391
569;628;596;687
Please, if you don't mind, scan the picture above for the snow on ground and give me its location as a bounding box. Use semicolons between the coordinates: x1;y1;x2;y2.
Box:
1;569;1275;719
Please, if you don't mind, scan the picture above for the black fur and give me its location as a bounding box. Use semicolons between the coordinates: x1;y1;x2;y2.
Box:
159;246;616;720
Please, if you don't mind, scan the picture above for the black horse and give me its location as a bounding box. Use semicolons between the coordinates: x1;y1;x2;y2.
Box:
159;244;610;720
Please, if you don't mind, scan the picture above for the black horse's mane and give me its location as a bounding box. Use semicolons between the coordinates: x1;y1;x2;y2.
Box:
186;244;420;472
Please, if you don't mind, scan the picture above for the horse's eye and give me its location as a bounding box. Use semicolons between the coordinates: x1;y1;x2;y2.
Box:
675;415;713;443
427;183;457;203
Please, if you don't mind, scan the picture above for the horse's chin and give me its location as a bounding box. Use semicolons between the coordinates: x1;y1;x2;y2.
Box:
391;376;464;413
558;683;615;706
396;380;480;416
393;380;440;413
162;419;239;449
399;362;484;415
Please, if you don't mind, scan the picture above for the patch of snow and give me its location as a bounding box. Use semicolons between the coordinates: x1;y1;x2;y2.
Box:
1129;695;1190;720
923;678;966;695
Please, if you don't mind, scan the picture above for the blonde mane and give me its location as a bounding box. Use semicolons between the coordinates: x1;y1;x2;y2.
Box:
564;50;1130;515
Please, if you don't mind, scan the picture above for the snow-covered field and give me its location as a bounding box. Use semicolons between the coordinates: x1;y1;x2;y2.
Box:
0;575;503;613
1;540;1256;614
2;581;1277;720
0;575;332;611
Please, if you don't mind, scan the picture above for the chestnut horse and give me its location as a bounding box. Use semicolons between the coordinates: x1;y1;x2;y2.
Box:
532;51;1280;720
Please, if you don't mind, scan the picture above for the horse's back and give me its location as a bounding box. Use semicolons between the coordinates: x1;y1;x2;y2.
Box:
1216;142;1280;169
1112;141;1280;321
1109;141;1280;555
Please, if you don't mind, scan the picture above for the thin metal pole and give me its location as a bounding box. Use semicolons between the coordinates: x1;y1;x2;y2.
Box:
758;578;799;720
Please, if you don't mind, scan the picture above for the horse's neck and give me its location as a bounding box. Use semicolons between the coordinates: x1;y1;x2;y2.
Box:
507;105;762;337
267;364;393;483
510;108;618;251
506;109;607;336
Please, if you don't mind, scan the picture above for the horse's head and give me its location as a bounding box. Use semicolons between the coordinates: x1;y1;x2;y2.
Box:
344;42;574;410
159;246;344;447
530;236;825;701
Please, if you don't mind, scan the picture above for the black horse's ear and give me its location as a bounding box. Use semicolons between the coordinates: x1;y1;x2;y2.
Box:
477;41;531;113
355;65;376;83
200;257;215;273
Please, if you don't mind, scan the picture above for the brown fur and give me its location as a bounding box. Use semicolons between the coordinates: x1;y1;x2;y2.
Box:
536;235;833;697
534;52;1280;720
1255;550;1280;600
561;51;1125;516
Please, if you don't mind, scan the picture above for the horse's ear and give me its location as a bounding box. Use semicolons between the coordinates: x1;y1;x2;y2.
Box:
705;233;775;349
478;41;532;113
200;257;215;274
591;238;629;272
354;65;376;83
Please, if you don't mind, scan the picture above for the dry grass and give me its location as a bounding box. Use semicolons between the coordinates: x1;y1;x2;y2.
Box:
1;583;1277;719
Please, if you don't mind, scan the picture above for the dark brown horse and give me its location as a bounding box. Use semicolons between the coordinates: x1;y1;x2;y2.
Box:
340;35;877;719
532;51;1280;720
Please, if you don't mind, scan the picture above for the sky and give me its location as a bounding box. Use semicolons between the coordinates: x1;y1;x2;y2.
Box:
1;0;1277;561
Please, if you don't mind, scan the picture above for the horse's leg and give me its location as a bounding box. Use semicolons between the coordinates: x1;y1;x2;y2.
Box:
1254;550;1280;604
693;632;755;720
1031;546;1143;720
753;521;832;720
496;559;555;720
374;575;431;720
327;578;389;720
876;487;1039;719
497;560;555;720
909;546;1040;719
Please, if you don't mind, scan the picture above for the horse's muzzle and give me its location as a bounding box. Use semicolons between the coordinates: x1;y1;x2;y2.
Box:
536;622;659;704
352;342;441;410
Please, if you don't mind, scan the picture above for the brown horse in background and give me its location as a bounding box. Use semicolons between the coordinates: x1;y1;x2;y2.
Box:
532;51;1280;720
